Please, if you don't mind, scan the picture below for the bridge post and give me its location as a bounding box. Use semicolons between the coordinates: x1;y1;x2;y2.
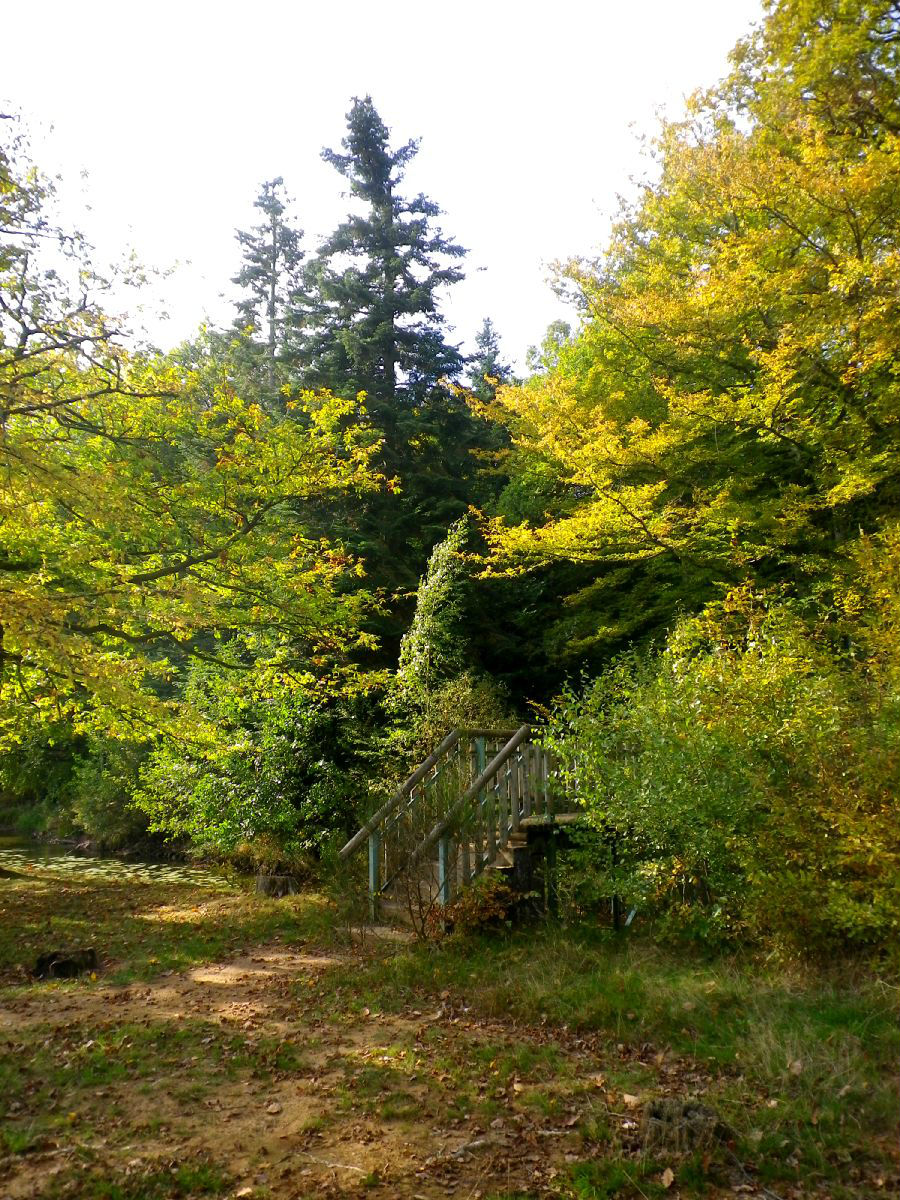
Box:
473;736;487;869
474;736;486;778
546;830;559;917
438;835;452;906
610;833;622;931
368;831;380;922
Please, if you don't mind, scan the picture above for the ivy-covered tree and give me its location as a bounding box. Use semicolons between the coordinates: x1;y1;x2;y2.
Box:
392;516;514;759
232;178;305;400
397;518;470;696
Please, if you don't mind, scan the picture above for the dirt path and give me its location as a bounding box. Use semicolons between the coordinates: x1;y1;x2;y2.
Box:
5;881;893;1199
1;942;602;1198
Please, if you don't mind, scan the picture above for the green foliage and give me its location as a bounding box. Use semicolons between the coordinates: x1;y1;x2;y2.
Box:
5;14;900;949
66;738;148;849
0;725;148;847
48;1161;229;1200
0;119;381;746
466;2;900;955
136;679;372;861
467;317;512;404
488;1;900;659
389;517;515;768
494;449;569;528
0;722;80;834
390;671;515;776
397;518;471;696
300;96;465;416
544;552;900;950
296;96;503;631
231;176;306;399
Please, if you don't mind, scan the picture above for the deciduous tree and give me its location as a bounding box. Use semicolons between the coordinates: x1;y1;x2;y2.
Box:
486;0;900;657
0;122;379;745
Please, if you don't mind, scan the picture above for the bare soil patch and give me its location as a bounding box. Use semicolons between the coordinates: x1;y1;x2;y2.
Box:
1;940;600;1198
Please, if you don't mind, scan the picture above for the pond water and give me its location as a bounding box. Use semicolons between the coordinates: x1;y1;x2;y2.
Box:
0;836;230;889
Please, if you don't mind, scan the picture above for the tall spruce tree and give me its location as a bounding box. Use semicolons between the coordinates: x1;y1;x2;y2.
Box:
468;317;512;403
300;98;464;426
232;178;305;398
298;97;494;633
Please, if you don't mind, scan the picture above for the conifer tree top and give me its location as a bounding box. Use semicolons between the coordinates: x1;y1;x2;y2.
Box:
301;95;465;409
323;96;419;203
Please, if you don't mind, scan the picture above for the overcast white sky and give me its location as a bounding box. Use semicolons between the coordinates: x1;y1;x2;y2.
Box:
4;0;763;369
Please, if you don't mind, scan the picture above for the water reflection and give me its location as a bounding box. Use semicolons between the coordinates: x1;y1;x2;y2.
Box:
0;837;228;889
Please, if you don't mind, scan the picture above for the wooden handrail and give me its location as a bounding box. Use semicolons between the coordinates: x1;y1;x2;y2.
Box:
458;728;520;740
338;728;461;860
410;724;532;864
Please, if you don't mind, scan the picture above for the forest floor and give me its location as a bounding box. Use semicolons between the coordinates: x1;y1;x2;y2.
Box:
0;875;896;1200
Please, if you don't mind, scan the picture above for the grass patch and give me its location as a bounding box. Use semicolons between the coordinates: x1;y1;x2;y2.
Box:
309;923;899;1195
45;1159;230;1199
566;1158;664;1199
337;1059;423;1121
0;1016;313;1162
2;874;895;1199
0;876;339;986
1;1124;43;1154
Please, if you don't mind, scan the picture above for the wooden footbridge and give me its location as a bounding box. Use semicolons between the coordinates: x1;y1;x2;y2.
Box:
339;726;582;922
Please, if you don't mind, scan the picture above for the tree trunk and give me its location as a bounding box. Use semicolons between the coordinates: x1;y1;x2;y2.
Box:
267;208;277;390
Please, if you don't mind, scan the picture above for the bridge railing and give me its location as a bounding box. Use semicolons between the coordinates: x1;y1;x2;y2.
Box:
339;725;560;918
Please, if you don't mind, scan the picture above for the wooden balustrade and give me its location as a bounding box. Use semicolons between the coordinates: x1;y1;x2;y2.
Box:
339;726;564;917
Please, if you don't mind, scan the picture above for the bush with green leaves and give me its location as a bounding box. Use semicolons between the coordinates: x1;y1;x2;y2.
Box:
545;541;900;951
0;723;77;836
66;738;149;849
136;670;373;867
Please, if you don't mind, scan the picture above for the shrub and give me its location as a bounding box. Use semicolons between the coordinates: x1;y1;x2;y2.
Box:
545;545;900;952
0;726;150;847
136;678;372;863
426;872;517;939
68;738;149;849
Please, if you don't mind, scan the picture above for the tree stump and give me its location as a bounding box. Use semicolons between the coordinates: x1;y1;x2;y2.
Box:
33;949;99;979
641;1098;728;1153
